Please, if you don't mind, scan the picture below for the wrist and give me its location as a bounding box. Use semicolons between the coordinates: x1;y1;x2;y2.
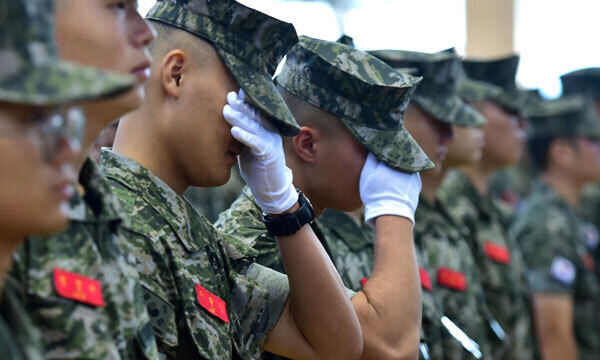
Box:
364;200;416;225
269;202;300;217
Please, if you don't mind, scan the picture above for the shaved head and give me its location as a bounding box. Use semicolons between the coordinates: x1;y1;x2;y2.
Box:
148;20;219;71
277;85;346;138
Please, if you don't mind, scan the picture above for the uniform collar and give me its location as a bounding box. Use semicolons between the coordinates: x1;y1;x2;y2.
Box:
100;149;208;251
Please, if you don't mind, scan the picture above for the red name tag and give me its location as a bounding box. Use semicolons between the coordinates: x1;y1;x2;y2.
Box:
196;283;229;323
419;267;432;292
360;278;368;288
437;267;467;291
484;242;511;264
53;268;105;307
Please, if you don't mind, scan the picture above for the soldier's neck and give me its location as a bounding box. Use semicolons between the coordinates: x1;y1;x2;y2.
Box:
541;171;582;207
0;236;22;296
420;169;442;203
461;162;491;196
73;108;119;174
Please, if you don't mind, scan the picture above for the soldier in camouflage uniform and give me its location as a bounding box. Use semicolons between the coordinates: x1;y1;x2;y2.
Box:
101;1;363;359
217;36;433;359
510;96;600;360
373;49;494;360
560;68;600;279
437;55;535;360
0;0;141;358
6;0;161;358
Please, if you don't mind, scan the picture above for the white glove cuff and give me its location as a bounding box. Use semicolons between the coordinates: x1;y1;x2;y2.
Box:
364;199;416;226
253;167;299;215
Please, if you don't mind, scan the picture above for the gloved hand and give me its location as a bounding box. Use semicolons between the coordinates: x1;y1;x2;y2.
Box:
360;153;422;225
223;89;298;215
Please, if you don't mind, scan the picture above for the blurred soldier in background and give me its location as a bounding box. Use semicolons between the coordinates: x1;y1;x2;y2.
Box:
511;96;600;360
102;1;362;358
373;48;493;360
217;36;429;359
7;0;160;358
561;68;600;279
438;55;534;360
0;0;144;358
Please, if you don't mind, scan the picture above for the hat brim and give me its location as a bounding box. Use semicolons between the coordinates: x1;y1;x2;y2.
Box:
414;94;486;128
216;47;300;137
0;60;135;107
340;119;434;173
457;78;502;103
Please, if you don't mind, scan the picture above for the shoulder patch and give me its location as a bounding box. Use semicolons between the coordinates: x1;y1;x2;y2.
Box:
550;256;576;286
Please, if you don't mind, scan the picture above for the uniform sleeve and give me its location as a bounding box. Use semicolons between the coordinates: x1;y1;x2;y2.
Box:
514;207;578;295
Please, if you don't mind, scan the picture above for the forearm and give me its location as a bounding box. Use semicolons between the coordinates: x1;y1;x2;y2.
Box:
538;332;577;360
278;223;362;359
353;215;421;360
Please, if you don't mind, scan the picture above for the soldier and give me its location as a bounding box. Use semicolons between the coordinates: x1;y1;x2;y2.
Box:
101;1;363;359
217;35;430;359
0;0;139;358
437;55;534;360
7;0;160;358
510;96;600;360
560;68;600;278
373;49;493;360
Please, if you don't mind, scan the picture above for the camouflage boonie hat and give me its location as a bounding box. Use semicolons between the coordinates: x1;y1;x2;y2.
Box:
561;68;600;98
146;0;301;136
462;55;538;114
369;49;486;128
0;0;135;106
276;36;432;172
527;95;600;139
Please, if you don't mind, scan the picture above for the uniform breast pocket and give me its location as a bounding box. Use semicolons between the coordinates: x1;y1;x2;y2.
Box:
141;284;179;348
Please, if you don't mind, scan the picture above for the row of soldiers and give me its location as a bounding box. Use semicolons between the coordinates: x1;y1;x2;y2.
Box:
1;0;599;359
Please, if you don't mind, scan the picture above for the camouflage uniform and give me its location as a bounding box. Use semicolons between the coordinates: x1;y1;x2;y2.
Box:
438;170;533;360
318;208;373;291
0;0;137;358
561;68;600;278
0;279;44;360
416;199;492;360
510;95;600;360
10;159;159;359
101;150;290;359
372;49;491;360
512;182;600;360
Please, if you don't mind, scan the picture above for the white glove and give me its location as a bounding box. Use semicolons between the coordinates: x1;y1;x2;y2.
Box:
223;89;298;215
360;153;422;225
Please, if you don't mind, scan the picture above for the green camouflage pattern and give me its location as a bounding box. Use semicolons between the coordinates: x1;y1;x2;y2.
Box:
437;170;534;360
214;187;336;279
8;159;159;359
462;56;538;114
488;163;535;214
561;68;600;99
146;0;300;136
0;278;44;360
511;182;600;360
100;149;289;359
317;208;374;292
527;95;600;139
578;183;600;279
0;0;135;106
370;49;486;128
414;247;445;360
277;35;433;173
415;197;494;360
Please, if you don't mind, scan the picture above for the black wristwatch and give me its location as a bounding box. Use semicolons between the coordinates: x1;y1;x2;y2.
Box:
263;190;315;237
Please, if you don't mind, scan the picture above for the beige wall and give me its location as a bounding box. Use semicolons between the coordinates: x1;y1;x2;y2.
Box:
466;0;515;58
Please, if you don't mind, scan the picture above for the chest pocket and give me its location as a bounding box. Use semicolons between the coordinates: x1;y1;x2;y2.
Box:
141;283;178;348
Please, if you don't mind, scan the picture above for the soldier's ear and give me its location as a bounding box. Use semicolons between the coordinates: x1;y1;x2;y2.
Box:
549;139;576;168
161;49;187;99
292;126;319;163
